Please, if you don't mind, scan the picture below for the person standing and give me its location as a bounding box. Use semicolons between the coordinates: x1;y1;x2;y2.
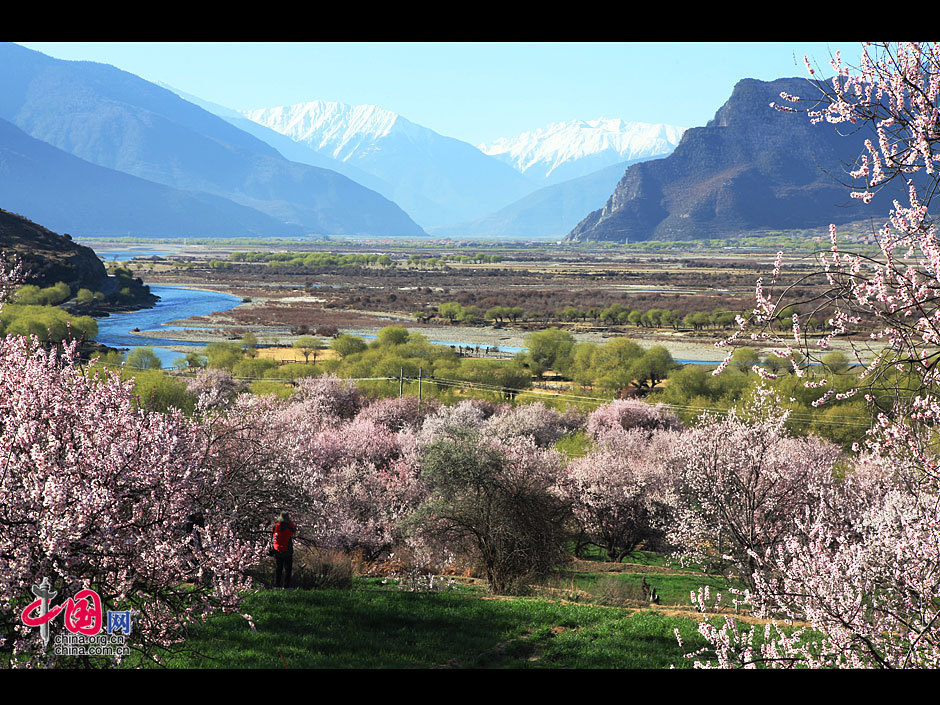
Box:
272;512;297;588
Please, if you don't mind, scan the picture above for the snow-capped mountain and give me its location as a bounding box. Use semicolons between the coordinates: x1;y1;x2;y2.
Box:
479;118;686;185
240;101;535;228
241;101;401;163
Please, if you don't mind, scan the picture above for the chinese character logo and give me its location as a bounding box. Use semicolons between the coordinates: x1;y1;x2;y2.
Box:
20;578;131;650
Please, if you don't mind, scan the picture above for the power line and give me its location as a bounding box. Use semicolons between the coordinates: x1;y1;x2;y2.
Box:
146;368;892;430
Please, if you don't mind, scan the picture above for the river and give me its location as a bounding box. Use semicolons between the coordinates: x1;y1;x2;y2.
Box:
94;286;243;369
94;285;718;369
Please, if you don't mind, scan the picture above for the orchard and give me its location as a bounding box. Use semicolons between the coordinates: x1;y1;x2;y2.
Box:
2;41;940;669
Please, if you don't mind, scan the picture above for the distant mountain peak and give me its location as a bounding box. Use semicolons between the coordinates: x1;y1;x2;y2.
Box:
479;118;686;183
240;100;404;162
238;98;537;228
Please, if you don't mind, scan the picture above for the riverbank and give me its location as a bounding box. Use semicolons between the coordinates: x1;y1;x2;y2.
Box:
122;284;882;367
130;294;732;365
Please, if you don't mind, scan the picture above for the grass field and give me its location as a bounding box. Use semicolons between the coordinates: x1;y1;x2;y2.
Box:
256;346;340;364
126;553;751;669
130;586;715;669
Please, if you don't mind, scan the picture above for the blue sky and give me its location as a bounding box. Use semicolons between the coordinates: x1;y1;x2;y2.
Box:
17;42;863;145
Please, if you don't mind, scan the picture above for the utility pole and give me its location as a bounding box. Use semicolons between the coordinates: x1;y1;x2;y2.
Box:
399;368;403;399
418;367;422;410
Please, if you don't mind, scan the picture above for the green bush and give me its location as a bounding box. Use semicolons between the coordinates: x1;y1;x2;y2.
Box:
120;368;195;414
205;342;244;371
267;362;320;380
13;281;71;306
125;346;163;370
0;304;98;343
250;380;294;399
232;357;277;379
331;333;368;358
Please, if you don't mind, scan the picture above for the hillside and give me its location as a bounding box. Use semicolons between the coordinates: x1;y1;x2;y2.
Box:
0;208;107;290
0;118;304;237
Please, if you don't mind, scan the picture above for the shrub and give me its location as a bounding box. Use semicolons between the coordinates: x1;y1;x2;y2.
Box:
330;333;367;358
125;346;163;370
409;431;571;595
290;547;355;590
585;399;682;440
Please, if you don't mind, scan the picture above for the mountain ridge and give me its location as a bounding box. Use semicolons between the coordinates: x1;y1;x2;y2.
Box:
241;99;537;228
0;43;426;238
0;116;305;237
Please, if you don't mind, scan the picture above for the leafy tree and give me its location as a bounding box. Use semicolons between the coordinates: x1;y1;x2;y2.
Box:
293;335;324;364
524;328;575;379
486;305;508;324
628;346;678;392
205;342;243;371
267;362;320;380
376;325;410;346
729;347;760;373
438;302;462;321
821;350;852;375
232;357;277;379
591;338;646;391
121;368;196;414
452;358;532;399
456;305;479;323
0;304;98;343
239;332;259;357
331;333;368;358
175;351;208;370
125;346;163;370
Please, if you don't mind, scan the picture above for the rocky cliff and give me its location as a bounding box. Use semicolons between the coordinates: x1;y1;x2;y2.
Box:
567;77;897;242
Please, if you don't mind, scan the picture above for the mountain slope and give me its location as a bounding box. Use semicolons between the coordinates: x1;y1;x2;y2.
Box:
567;77;900;243
0;43;425;237
430;159;644;238
160;85;398;200
241;101;538;227
0;117;302;237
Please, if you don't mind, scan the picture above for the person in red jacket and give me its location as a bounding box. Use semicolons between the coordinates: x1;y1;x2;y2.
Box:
272;512;297;588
